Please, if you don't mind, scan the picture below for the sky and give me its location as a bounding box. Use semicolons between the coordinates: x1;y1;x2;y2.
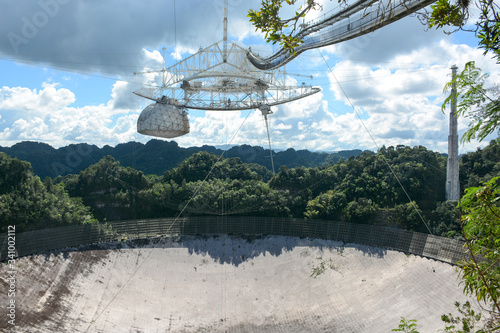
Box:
0;0;498;154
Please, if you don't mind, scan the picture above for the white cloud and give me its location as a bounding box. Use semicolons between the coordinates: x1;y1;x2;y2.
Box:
110;80;144;111
0;81;146;147
275;123;292;130
0;0;497;154
277;91;325;120
171;45;198;61
314;39;500;152
0;84;75;113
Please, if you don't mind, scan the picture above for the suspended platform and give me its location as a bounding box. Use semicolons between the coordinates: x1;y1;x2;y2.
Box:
133;39;320;138
134;40;320;111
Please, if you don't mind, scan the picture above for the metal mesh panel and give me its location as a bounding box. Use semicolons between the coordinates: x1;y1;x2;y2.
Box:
0;217;468;264
0;224;115;260
409;232;429;256
423;235;468;263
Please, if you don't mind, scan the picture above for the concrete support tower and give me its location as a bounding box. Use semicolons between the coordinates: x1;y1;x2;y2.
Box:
446;65;460;201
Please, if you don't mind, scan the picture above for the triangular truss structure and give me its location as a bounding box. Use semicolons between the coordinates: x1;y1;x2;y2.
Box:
137;100;189;138
132;1;320;139
133;40;320;111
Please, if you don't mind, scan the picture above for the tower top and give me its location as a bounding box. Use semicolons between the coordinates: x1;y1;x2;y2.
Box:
223;0;228;62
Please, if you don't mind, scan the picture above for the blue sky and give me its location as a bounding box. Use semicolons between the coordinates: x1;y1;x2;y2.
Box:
0;0;498;153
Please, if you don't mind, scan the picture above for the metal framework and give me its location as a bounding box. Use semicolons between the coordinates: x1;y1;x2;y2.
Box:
133;1;320;145
446;65;459;201
133;40;320;111
247;0;437;70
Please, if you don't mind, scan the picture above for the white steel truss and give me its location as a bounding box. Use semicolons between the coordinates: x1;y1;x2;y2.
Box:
133;40;321;111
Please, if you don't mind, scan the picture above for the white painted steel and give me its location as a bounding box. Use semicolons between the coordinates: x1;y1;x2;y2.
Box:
137;102;189;138
133;2;321;139
134;40;321;111
247;0;437;70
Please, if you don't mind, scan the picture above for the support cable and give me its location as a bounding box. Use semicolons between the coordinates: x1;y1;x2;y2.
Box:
174;0;177;54
264;114;276;175
259;104;276;174
82;108;254;332
317;49;433;235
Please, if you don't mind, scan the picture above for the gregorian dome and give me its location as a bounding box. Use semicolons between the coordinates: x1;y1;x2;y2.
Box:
137;102;189;138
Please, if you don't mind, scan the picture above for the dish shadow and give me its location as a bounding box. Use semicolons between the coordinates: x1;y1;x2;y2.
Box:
34;234;388;267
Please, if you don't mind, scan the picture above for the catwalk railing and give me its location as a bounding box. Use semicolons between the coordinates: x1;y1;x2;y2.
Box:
0;217;466;264
247;0;436;70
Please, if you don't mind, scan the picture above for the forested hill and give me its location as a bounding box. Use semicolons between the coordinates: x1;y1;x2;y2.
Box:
1;140;498;235
0;140;362;180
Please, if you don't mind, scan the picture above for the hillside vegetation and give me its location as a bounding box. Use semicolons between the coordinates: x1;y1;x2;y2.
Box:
0;152;97;232
1;140;498;236
0;140;362;179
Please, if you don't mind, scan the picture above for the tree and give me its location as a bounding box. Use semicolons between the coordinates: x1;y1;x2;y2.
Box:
0;153;97;232
344;198;378;224
163;152;269;184
460;140;500;189
247;0;324;51
426;0;499;63
458;176;500;330
430;200;462;238
389;201;427;232
64;156;151;221
392;318;419;332
248;0;500;63
440;301;484;333
442;61;500;143
304;190;347;220
394;302;485;332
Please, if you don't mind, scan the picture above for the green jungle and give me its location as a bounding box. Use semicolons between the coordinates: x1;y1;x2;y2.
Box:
0;139;498;236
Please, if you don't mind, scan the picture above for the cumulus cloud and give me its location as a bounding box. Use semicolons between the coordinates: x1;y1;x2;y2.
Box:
0;0;497;154
318;39;500;152
0;84;75;113
0;79;145;147
110;80;144;111
275;123;292;130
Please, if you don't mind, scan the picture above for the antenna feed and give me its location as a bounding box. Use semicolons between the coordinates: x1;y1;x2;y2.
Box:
258;104;273;116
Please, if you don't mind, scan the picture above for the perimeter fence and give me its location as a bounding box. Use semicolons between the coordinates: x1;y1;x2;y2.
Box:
0;216;467;264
